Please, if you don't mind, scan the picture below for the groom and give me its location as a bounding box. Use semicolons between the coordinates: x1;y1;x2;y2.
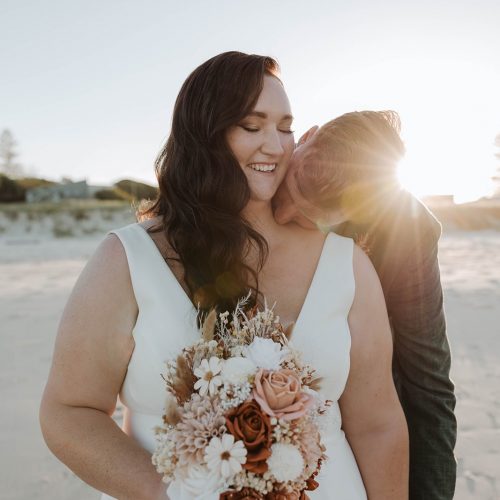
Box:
273;111;457;500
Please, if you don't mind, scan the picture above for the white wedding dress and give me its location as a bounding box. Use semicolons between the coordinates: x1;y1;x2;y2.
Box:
100;223;367;499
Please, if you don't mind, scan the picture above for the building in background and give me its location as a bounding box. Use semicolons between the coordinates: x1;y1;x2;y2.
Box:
26;179;90;203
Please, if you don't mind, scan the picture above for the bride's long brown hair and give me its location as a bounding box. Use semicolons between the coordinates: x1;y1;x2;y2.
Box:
142;51;280;317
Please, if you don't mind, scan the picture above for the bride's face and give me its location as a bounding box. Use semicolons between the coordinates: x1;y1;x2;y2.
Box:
226;75;295;203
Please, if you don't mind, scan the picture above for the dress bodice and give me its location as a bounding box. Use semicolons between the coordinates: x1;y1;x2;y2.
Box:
101;223;366;499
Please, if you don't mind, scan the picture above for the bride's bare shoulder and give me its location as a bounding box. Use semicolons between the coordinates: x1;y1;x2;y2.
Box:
349;244;390;345
352;244;379;288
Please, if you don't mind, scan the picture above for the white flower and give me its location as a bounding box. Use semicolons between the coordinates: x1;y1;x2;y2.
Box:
220;356;257;385
243;337;287;370
267;442;305;483
167;464;226;500
194;356;224;396
205;434;247;480
230;345;246;357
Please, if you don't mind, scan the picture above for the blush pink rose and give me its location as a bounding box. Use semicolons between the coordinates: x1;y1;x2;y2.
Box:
253;369;314;421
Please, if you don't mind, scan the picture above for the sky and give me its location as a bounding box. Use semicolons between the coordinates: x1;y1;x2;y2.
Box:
1;0;499;203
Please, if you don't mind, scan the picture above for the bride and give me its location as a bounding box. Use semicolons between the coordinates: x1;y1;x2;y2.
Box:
39;51;408;499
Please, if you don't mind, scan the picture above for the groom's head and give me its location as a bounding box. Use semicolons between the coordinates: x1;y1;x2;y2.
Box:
273;111;405;229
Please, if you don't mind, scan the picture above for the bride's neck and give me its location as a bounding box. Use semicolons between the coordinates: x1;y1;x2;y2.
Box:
241;199;283;245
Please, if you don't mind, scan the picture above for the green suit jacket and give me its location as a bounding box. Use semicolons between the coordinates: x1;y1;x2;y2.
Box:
334;190;457;500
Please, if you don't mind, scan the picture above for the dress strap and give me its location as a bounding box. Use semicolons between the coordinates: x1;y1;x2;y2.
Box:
107;223;193;312
324;233;355;314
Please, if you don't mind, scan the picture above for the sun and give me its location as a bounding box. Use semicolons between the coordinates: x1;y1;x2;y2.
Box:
396;128;497;204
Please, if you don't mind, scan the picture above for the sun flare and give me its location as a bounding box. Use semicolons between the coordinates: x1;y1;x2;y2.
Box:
396;120;497;204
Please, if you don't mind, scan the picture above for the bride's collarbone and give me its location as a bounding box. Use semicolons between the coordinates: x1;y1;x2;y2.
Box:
140;220;326;319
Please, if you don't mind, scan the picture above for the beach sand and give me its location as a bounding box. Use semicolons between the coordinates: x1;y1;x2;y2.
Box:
0;229;499;499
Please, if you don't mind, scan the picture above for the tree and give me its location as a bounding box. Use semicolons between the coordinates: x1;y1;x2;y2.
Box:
0;129;24;178
0;174;26;202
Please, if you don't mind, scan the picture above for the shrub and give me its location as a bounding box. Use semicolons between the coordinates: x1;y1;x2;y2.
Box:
16;177;56;190
95;187;133;201
114;179;158;201
53;226;74;238
0;174;26;202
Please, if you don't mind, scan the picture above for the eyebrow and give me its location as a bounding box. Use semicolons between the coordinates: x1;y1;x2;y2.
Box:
247;111;294;121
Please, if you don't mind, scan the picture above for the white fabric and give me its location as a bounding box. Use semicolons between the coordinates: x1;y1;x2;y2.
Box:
100;222;366;499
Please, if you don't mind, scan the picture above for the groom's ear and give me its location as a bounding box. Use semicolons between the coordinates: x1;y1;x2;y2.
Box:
297;125;319;147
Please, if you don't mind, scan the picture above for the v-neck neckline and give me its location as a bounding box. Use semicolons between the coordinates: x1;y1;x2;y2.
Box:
134;223;331;330
285;232;331;335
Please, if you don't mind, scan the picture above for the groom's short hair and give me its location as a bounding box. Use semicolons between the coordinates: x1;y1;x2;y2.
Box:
294;111;406;212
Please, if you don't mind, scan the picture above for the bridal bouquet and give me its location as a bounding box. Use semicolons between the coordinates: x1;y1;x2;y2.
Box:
153;298;330;499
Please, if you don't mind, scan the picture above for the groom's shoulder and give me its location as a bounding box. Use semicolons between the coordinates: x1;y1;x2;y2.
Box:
335;190;442;272
388;190;442;251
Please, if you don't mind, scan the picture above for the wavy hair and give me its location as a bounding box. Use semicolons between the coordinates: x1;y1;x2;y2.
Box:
141;51;280;318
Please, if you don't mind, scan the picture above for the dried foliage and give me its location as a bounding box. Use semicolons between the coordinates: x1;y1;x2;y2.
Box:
202;308;217;342
170;353;196;405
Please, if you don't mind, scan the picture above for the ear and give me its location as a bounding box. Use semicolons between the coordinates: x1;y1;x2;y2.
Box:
297;125;319;147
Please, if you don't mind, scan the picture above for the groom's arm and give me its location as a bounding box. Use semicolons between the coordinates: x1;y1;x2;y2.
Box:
387;220;457;500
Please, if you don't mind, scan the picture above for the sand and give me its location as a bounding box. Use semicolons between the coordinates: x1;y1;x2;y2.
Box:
0;229;499;500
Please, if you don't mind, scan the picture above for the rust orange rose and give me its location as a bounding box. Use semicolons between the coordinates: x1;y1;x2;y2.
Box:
220;488;264;499
225;400;272;473
253;369;314;421
265;490;309;500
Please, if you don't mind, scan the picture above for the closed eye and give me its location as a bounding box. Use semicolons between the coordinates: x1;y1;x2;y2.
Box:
239;125;294;134
240;126;260;133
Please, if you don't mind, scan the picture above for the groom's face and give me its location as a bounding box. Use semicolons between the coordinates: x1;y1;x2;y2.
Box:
273;141;346;230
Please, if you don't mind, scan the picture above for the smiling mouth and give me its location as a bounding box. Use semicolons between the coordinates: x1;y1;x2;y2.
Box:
247;163;277;173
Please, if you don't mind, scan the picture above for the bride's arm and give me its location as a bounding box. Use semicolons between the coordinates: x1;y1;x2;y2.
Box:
340;244;409;499
39;235;168;500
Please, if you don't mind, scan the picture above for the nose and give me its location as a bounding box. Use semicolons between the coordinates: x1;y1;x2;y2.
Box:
261;129;285;157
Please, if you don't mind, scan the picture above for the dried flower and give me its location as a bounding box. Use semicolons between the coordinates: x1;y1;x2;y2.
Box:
205;434;248;480
152;430;177;482
226;400;272;474
253;369;314;421
220;488;264;499
155;300;327;497
162;396;181;426
194;356;224;396
267;443;305;483
295;419;324;476
202;308;218;342
221;356;257;385
265;488;306;500
220;381;253;410
166;464;225;499
169;352;197;404
175;394;226;466
244;337;287;370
